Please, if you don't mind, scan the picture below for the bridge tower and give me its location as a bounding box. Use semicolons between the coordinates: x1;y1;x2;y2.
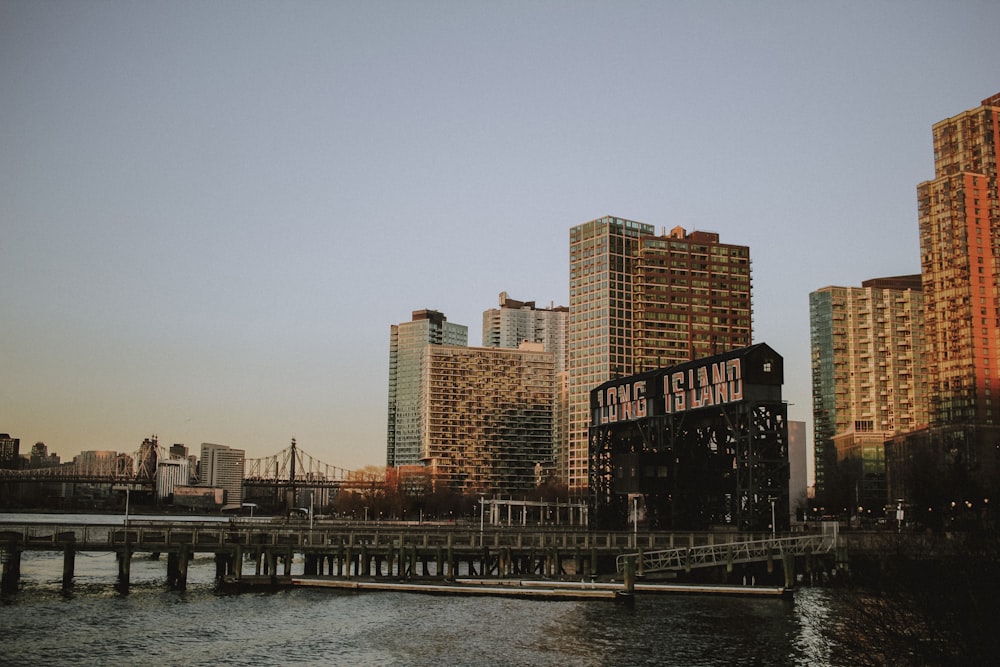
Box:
285;438;297;510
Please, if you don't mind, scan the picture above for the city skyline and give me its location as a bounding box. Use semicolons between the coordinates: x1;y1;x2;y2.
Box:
2;2;998;472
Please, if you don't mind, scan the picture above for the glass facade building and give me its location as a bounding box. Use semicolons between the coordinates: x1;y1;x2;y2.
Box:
568;216;653;491
809;276;926;505
482;292;568;373
386;310;468;468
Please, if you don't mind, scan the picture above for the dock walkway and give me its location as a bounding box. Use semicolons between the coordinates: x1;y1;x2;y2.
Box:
283;576;787;599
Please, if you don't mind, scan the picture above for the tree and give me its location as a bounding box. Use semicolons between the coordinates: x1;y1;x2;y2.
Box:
829;531;1000;665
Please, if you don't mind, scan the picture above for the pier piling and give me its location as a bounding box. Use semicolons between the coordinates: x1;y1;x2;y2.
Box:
782;553;795;589
1;547;21;594
616;555;636;606
117;547;132;593
177;548;189;590
62;546;75;591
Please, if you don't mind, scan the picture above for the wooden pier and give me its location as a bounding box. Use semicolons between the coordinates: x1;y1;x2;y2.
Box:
0;519;833;596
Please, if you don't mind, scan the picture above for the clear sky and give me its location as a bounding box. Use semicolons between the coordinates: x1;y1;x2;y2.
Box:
2;1;998;472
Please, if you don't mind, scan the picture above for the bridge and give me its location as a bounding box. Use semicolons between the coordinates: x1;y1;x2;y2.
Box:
0;437;353;509
244;439;352;489
0;443;160;485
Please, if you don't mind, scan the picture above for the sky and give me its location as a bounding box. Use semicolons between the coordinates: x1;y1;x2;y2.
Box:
2;1;998;473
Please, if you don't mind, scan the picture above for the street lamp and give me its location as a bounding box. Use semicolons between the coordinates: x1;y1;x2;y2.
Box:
768;496;777;539
633;497;638;546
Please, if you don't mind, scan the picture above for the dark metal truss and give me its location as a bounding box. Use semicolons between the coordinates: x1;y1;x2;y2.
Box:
589;401;789;531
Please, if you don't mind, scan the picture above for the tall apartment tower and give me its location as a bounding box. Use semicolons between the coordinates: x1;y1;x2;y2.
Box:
482;292;568;372
421;343;556;493
199;442;245;508
633;226;752;371
567;216;751;492
568;217;654;491
918;93;1000;426
0;433;20;469
884;93;1000;513
386;310;468;468
483;292;569;480
809;276;927;508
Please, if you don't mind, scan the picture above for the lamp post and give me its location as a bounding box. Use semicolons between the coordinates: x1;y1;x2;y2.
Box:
633;497;638;547
768;496;776;539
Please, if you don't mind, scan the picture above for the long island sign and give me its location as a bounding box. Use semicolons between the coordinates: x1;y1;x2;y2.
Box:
590;344;783;426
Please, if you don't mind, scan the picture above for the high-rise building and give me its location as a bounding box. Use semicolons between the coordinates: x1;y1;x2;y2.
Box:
568;217;654;491
633;227;752;371
169;443;197;483
421;343;556;494
386;310;468;468
567;216;751;492
918;93;1000;426
156;458;190;500
28;442;60;468
482;292;569;484
787;420;808;522
886;93;1000;512
809;276;926;507
137;435;158;481
0;433;20;470
199;442;245;508
482;292;568;371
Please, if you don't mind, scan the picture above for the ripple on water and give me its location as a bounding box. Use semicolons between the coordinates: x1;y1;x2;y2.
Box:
2;555;845;667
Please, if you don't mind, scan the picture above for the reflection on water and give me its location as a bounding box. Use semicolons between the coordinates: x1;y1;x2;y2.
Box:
1;549;848;667
0;514;866;665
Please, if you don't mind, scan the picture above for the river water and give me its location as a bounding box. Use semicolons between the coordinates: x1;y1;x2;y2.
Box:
0;513;879;665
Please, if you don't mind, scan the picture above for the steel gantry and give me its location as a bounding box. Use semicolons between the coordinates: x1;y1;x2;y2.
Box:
589;344;790;532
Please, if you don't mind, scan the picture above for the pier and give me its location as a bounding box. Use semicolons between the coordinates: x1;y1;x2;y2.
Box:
2;518;971;597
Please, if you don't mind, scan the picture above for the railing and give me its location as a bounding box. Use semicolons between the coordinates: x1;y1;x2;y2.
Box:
617;523;840;573
0;521;787;553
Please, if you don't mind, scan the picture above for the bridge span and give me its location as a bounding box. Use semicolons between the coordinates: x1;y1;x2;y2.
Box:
0;438;353;511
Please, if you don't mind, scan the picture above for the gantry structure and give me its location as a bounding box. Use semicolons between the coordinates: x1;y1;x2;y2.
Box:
589;344;789;532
